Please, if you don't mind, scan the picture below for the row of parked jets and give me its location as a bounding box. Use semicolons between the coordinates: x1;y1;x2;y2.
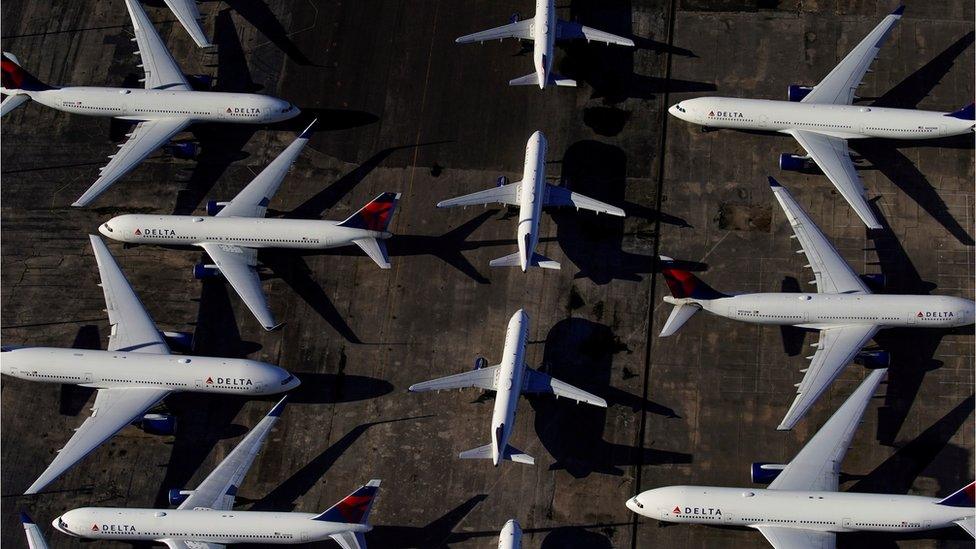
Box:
1;0;973;546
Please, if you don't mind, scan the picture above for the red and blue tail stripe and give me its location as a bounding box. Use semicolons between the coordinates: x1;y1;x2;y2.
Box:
938;482;975;507
313;480;381;524
1;54;51;92
338;192;401;232
659;258;727;300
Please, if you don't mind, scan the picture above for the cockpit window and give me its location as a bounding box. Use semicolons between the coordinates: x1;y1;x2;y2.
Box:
281;374;295;385
103;223;113;232
675;104;687;113
281;104;294;113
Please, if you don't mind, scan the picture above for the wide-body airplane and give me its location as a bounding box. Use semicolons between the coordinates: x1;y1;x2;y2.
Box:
0;236;299;494
409;309;606;465
99;122;401;331
437;131;624;272
499;519;522;548
658;177;974;430
0;0;299;207
667;6;975;229
53;398;384;549
626;369;976;546
456;0;634;88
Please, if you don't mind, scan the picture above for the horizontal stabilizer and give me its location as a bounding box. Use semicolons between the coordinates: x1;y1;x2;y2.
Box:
330;531;368;549
954;517;975;538
458;443;535;465
552;74;577;87
659;303;701;337
489;251;560;270
0;93;29;116
509;72;541;87
353;238;391;269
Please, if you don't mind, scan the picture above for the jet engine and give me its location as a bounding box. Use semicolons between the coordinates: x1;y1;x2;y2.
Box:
859;273;887;292
473;356;488;370
779;153;808;171
193;263;220;280
168;488;193;505
510;12;520;23
788;85;813;102
164;141;199;160
751;462;786;484
206;200;229;216
496;176;509;187
138;413;177;436
161;331;194;353
186;74;214;91
854;350;890;368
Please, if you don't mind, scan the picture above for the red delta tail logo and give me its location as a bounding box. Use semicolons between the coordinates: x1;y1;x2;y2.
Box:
336;494;373;523
1;57;25;89
662;267;699;299
357;199;395;231
205;376;214;384
672;506;682;514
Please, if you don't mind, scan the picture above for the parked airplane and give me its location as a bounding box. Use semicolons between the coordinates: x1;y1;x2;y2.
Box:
409;309;606;465
0;236;299;495
21;512;48;549
0;0;299;207
499;519;522;548
437;131;624;272
456;0;634;88
667;6;975;229
658;177;974;430
52;398;384;549
99;122;400;331
163;0;213;48
626;368;976;546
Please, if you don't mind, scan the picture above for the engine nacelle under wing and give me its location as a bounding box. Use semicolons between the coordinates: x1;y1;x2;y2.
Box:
193;263;220;280
206;200;229;216
163;141;199;160
779;153;808;172
168;488;193;505
138;413;177;436
854;350;891;368
788;85;813;102
751;462;786;484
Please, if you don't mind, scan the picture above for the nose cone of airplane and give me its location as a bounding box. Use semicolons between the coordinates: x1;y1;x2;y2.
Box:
51;513;77;537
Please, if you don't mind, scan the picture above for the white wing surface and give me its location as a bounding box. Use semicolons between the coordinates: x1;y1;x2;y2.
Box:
801;7;903;105
770;369;886;491
25;387;171;494
199;243;280;331
753;526;836;549
456;19;533;43
20;513;49;549
437;184;521;208
522;368;607;406
784;130;881;230
163;0;212;48
409;366;500;392
544;185;625;216
178;397;288;511
89;235;170;354
217;121;315;218
72;118;191;207
768;178;870;294
556;20;635;46
331;532;368;549
778;325;879;431
123;0;191;90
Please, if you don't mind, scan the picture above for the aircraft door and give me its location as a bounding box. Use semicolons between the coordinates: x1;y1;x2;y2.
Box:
758;114;769;128
84;372;93;383
194;378;203;389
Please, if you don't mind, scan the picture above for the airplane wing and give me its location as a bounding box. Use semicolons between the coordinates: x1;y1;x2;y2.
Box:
555;20;635;46
770;369;886;492
437;183;521;208
784;129;881;230
89;235;170;354
178;398;288;511
160;540;225;549
544;184;626;216
778;325;880;431
522;368;607;407
217;121;316;218
753;526;835;549
456;19;533;43
163;0;212;48
199;242;280;331
767;178;870;295
409;366;500;392
72;118;192;207
25;386;171;494
801;7;904;105
123;0;191;90
20;512;49;549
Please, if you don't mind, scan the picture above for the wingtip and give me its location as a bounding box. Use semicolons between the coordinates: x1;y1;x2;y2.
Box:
767;176;782;188
299;118;318;138
19;511;34;524
265;322;286;332
366;479;381;487
268;395;289;417
891;5;905;16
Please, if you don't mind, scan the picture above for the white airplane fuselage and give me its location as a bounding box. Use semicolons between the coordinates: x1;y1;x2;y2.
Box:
672;293;975;329
670;97;974;139
531;0;557;89
99;214;391;250
0;347;298;395
490;310;531;466
498;519;523;549
516;131;548;271
627;486;970;535
15;86;298;124
53;508;366;545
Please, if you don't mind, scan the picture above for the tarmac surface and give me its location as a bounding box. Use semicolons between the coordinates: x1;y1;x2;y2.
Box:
1;0;973;547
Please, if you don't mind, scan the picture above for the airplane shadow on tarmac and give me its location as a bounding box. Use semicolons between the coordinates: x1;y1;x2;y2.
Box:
529;317;690;478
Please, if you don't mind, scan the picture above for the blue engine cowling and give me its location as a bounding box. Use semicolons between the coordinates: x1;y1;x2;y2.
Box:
779;153;807;171
206;200;227;216
186;74;214;91
855;350;891;368
193;263;220;280
496;176;509;187
751;462;786;484
510;12;520;23
164;142;198;160
161;331;193;353
168;488;193;505
859;273;887;292
140;413;177;436
788;85;813;102
473;356;488;370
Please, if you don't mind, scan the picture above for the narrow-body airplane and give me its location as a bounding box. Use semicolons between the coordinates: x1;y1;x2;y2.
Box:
456;0;634;88
658;177;974;429
437;131;624;272
409;309;607;465
99;122;401;331
667;6;974;229
626;369;976;546
53;398;383;549
499;519;522;548
0;236;299;494
0;0;299;207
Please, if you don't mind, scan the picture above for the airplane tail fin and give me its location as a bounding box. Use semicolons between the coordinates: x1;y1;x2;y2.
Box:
659;302;702;337
489;251;560;270
658;256;727;300
458;442;535;465
1;53;51;93
937;482;975;507
312;480;382;524
945;103;975;121
338;192;401;232
353;238;391;269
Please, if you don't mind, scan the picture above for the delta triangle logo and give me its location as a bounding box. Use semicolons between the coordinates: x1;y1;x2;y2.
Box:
917;311;924;318
708;111;715;117
673;506;681;514
134;228;142;235
206;376;214;384
226;107;232;113
91;523;100;531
